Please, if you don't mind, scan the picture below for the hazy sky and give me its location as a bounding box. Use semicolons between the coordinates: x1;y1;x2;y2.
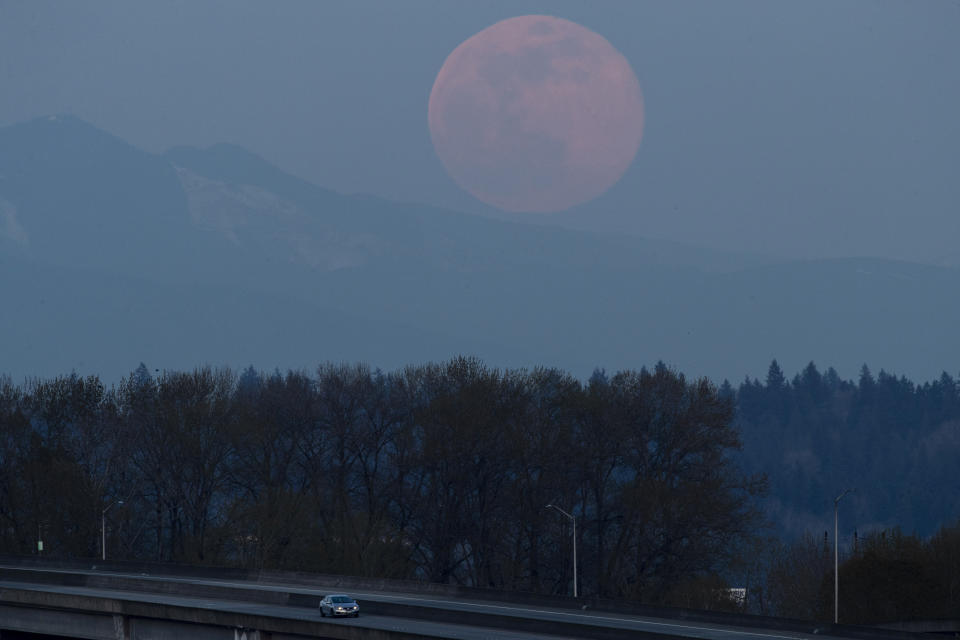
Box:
2;0;958;264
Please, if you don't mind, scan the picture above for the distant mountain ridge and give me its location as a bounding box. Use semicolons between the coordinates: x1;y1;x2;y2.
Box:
1;114;958;385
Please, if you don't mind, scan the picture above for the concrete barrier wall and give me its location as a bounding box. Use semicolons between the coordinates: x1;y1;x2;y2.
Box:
0;566;314;608
877;619;960;634
359;598;681;640
0;602;120;640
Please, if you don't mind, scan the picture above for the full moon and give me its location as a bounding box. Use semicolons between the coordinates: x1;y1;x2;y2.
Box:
428;15;644;213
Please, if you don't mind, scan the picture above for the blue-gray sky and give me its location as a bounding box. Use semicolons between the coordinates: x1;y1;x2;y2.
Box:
2;0;958;263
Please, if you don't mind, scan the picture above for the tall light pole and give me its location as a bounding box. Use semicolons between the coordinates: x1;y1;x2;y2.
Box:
834;489;854;624
546;504;577;598
101;499;124;561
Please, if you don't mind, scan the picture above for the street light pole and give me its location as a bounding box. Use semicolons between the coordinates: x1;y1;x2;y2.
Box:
546;504;577;598
101;500;124;561
834;489;854;624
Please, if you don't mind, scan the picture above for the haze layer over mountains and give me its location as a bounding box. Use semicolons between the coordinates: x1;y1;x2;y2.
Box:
2;116;957;384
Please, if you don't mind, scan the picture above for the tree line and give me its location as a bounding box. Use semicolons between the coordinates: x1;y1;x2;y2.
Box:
734;360;960;537
0;358;763;604
729;359;960;622
2;357;958;622
761;524;960;624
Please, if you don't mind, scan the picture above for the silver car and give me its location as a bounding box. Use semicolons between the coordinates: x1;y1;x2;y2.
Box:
319;594;360;617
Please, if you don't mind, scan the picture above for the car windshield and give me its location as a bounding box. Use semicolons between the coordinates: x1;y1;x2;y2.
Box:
331;596;353;603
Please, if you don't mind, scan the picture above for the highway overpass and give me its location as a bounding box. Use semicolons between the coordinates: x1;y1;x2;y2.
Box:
0;556;931;640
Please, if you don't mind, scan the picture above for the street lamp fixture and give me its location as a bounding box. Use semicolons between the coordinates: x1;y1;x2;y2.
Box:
101;499;124;561
834;489;854;624
546;504;577;598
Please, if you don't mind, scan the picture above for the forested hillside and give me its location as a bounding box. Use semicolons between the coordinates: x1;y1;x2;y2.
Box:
734;361;960;537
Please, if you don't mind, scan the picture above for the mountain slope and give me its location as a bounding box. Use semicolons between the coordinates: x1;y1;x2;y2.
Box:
0;253;562;381
1;115;958;384
0;115;196;278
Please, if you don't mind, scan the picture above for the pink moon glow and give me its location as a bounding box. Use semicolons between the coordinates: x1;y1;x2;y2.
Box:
428;15;645;213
